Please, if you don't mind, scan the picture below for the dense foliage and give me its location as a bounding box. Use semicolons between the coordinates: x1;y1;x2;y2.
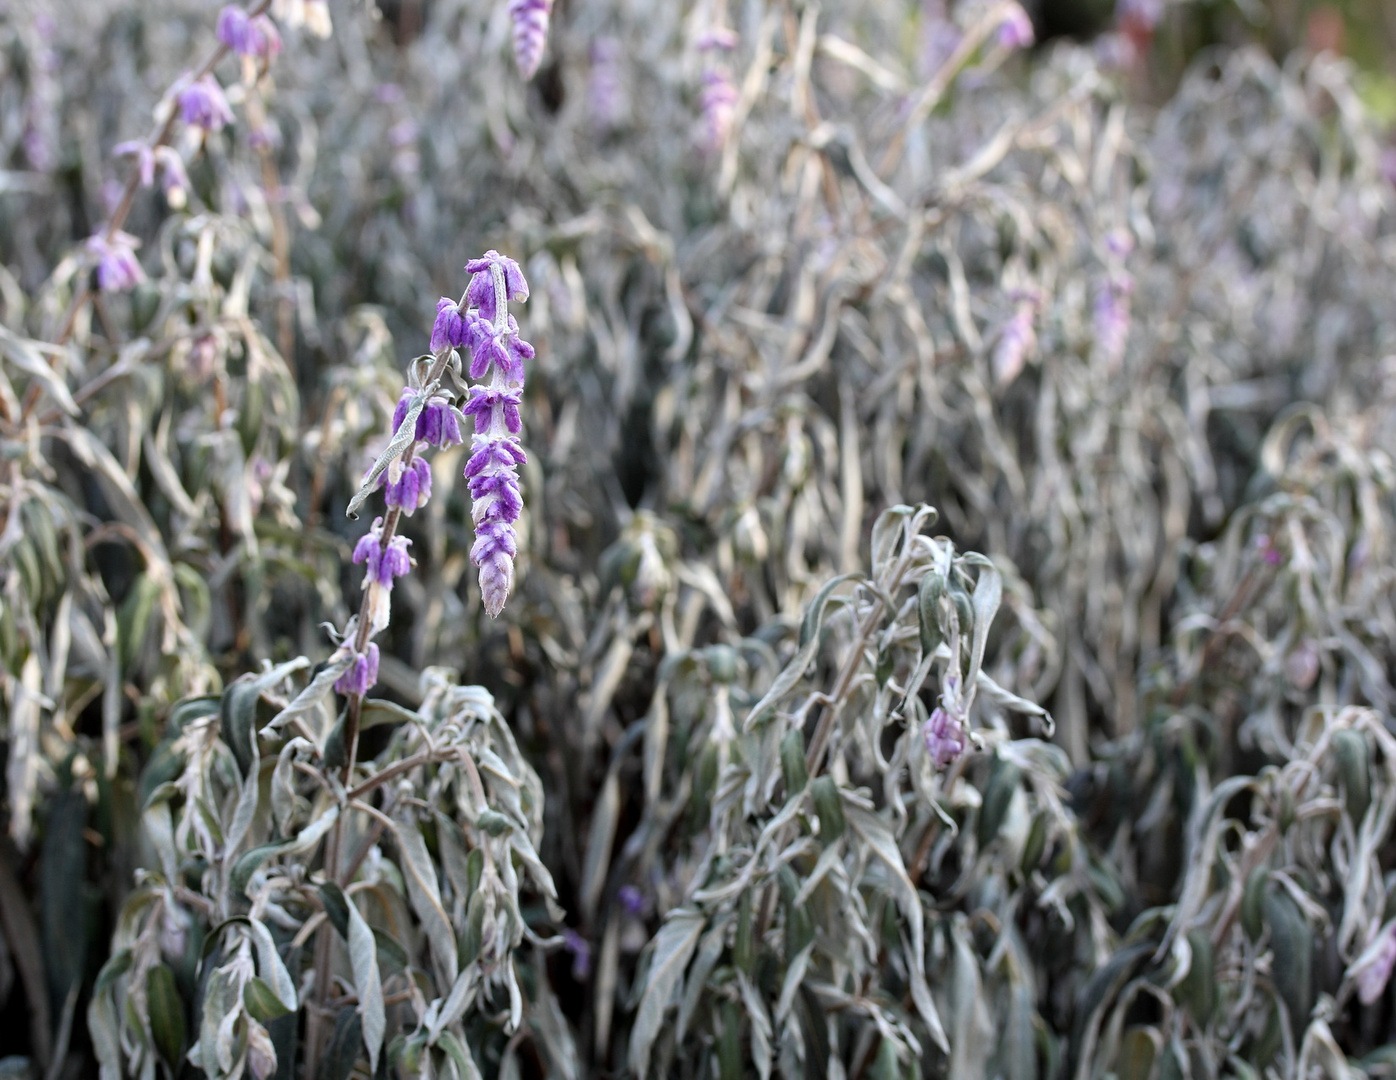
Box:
5;0;1396;1077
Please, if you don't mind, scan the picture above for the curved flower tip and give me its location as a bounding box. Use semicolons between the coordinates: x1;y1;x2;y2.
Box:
384;457;433;515
431;296;470;352
506;0;553;81
700;68;738;152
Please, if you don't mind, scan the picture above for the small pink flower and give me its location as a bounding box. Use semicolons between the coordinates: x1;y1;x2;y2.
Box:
1351;922;1396;1005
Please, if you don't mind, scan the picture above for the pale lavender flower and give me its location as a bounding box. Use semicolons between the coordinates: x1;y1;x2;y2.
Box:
992;297;1039;389
1381;148;1396;188
1093;273;1134;371
589;37;626;131
383;458;432;516
507;0;552;81
996;4;1035;50
246;1020;278;1080
462;253;532;617
116;142;190;207
86;231;145;292
217;6;282;59
699;68;739;152
178;75;234;135
272;0;333;38
1352;921;1396;1005
923;705;966;767
334;643;381;696
352;518;412;588
919;0;962;79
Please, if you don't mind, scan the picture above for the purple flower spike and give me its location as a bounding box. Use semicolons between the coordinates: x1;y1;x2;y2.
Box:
1093;273;1134;372
384;458;433;515
178;75;234;135
506;0;553;81
996;4;1035;50
992;302;1038;389
352;518;413;589
334;643;381;696
563;929;591;981
700;68;739;152
923;706;965;768
86;231;146;292
432;297;470;352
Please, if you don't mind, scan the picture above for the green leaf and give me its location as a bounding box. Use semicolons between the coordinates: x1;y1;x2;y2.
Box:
1333;729;1372;824
809;777;845;846
917;569;946;659
1265;887;1313;1026
1178;929;1216;1025
629;910;705;1078
437;1031;483;1080
318;881;351;941
117;573;161;671
977;755;1022;849
146;963;186;1073
94;948;132;995
348;897;385;1072
1241;868;1269;942
321;1007;363;1080
221;679;262;781
779;730;808;795
244;977;292;1022
1117;1027;1159;1080
230;806;340;898
799;573;854;649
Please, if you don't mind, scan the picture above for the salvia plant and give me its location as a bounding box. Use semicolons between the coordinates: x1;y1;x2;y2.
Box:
5;0;1396;1078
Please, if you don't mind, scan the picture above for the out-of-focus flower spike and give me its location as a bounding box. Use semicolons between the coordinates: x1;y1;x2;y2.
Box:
506;0;552;81
178;75;234;135
86;231;146;292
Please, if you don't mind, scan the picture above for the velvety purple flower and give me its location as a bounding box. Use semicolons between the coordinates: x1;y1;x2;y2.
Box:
1253;534;1282;566
383;457;432;515
507;0;552;81
116;142;191;207
178;75;234;134
467;316;534;383
472;519;518;617
465;437;528;478
217;6;282;59
1353;922;1396;1005
464;388;524;434
86;231;145;292
699;67;739;152
996;4;1035;49
432;297;470;352
334;642;381;696
618;885;645;916
391;390;464;449
352;518;412;588
563;929;591;980
923;706;965;768
465;251;530;322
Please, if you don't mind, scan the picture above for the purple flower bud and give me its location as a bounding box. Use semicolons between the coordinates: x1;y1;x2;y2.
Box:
923;706;965;768
696;27;739;51
563;929;591;980
699;67;739;152
114;141;155;187
178;75;234;134
618;885;645;916
154;147;191;208
506;0;553;81
334;642;381;696
465;251;530;322
996;4;1035;49
352;518;413;588
431;297;470;352
86;231;146;292
384;457;433;515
